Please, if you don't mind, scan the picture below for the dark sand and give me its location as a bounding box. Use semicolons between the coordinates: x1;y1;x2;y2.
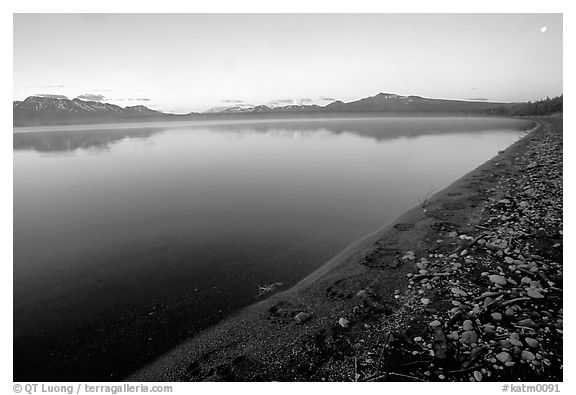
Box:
129;117;562;382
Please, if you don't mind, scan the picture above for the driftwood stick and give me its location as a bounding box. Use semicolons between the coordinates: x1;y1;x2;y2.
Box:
447;365;483;375
500;297;531;307
376;332;392;375
366;372;424;382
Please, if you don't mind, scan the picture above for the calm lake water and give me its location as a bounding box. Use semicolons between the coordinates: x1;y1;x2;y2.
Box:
13;117;532;380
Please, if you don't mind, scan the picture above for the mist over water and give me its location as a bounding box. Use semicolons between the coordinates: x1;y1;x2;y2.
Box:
13;117;532;380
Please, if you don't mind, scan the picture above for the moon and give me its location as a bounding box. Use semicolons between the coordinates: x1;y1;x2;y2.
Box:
541;26;548;33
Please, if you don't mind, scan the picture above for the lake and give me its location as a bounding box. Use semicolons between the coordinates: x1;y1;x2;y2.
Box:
13;116;533;380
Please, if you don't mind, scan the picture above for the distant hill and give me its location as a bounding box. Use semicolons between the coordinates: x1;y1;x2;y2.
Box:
207;93;504;114
14;93;518;127
322;93;504;113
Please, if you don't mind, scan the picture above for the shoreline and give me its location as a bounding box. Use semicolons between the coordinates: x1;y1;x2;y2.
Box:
130;117;561;382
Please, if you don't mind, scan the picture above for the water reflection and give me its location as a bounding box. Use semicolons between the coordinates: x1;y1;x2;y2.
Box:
13;128;163;153
13;117;532;154
204;117;532;141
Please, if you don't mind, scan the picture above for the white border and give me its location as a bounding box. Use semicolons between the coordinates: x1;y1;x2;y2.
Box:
3;2;572;394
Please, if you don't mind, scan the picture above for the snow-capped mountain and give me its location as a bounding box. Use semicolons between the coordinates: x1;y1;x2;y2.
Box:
13;96;161;125
205;103;322;114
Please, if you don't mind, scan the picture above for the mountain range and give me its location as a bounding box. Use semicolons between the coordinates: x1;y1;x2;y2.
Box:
14;93;509;127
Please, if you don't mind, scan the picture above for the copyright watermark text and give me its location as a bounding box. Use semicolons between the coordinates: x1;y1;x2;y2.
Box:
13;384;172;394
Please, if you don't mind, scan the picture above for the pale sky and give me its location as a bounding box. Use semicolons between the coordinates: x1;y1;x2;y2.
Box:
13;14;562;113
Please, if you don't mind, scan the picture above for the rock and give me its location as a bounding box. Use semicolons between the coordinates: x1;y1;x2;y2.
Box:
521;276;532;285
527;289;544;299
294;312;311;324
489;275;507;286
483;297;494;308
473;371;483;382
496;351;512;363
525;337;540;348
521;350;536;361
482;324;496;333
451;287;468;297
463;319;474;331
338;317;350;328
498;199;511;204
460;331;478;344
510;333;523;347
505;308;516;318
414;336;423;342
429;320;442;327
421;298;431;305
491;312;503;321
356;290;368;299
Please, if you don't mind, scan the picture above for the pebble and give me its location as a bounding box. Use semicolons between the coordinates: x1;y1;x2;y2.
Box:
489;275;507;286
483;324;496;333
496;352;512;363
525;338;540;348
421;298;431;305
517;318;537;328
521;350;536;361
338;317;350;328
473;371;483;382
460;331;478;344
294;312;311;324
451;287;468;297
463;319;474;331
510;333;523;347
491;312;503;321
429;320;442;327
527;289;544;299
